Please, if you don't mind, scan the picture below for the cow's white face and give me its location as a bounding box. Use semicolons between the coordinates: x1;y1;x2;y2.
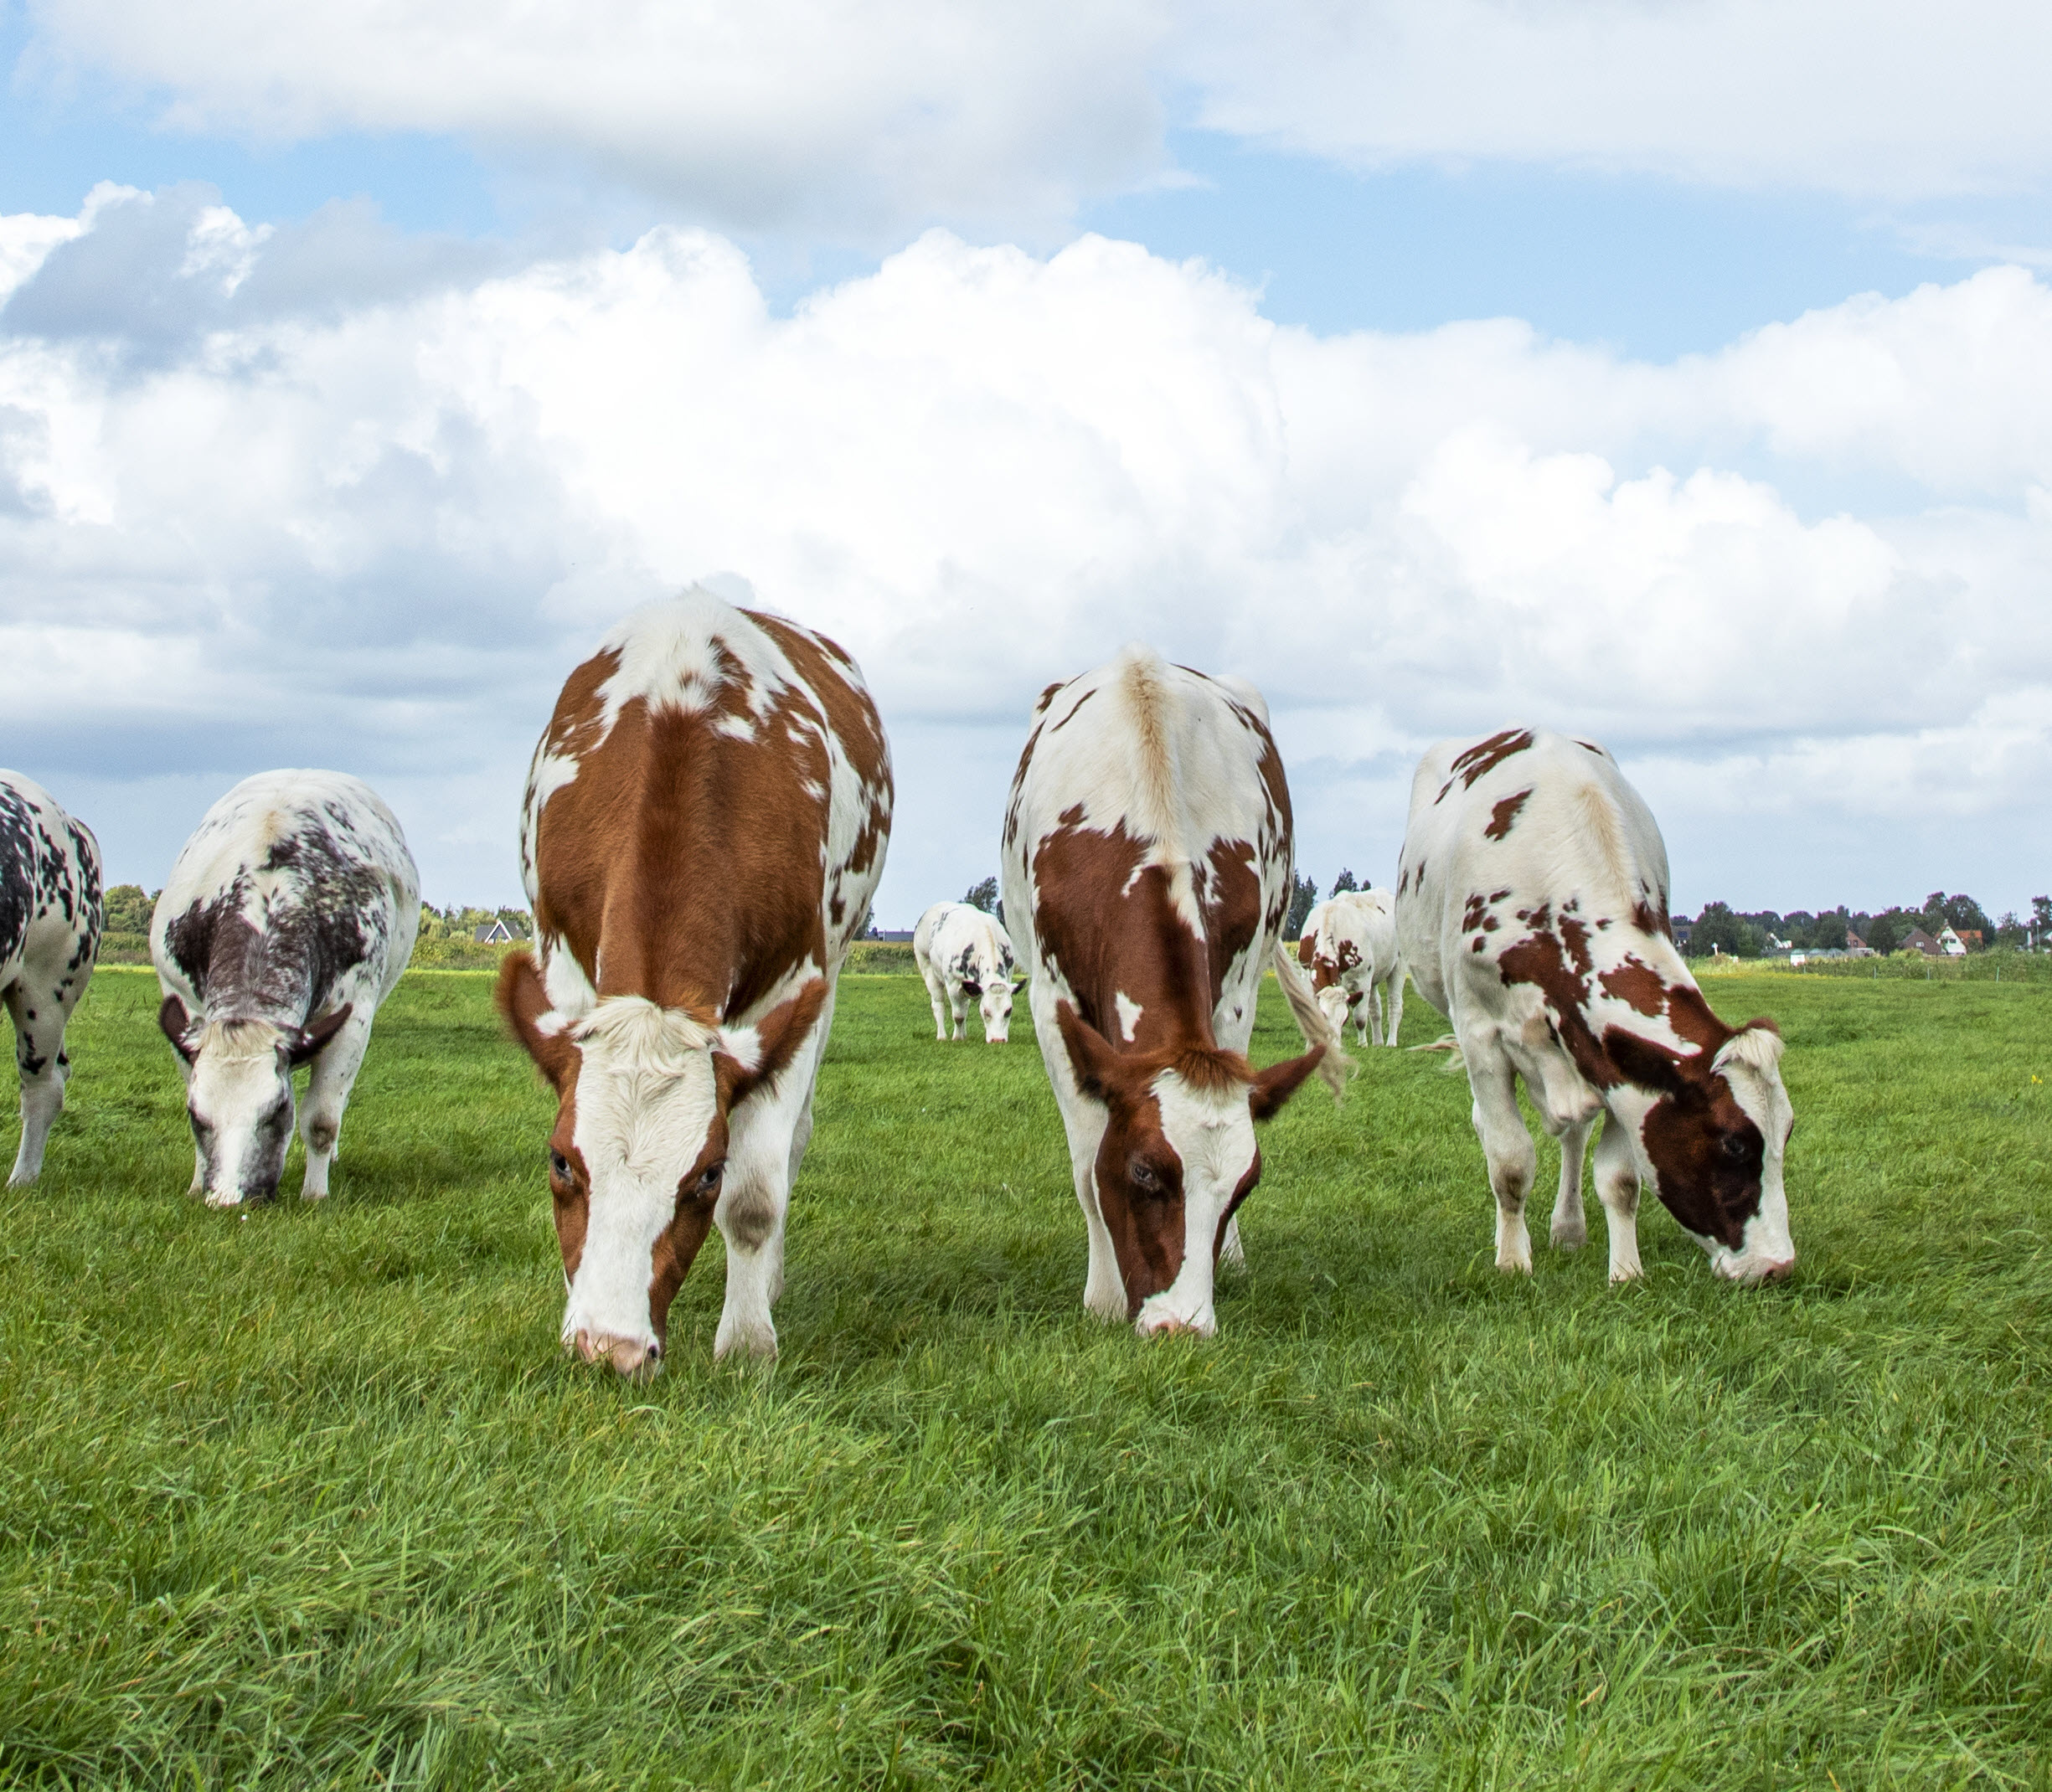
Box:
1129;1069;1262;1337
977;980;1014;1043
1315;985;1350;1033
186;1028;296;1207
1705;1055;1796;1280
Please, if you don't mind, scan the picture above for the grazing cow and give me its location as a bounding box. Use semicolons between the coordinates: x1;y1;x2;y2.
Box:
1302;888;1406;1047
1002;646;1345;1338
498;590;892;1374
1395;728;1794;1284
0;772;102;1186
913;901;1020;1043
153;771;420;1207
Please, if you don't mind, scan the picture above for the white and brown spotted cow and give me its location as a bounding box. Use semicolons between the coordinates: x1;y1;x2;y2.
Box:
1299;888;1406;1047
1002;646;1345;1338
498;589;892;1375
1;771;102;1186
913;901;1019;1043
1396;727;1795;1285
153;770;420;1207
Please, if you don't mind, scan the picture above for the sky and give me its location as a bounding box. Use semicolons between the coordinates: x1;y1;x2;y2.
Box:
3;0;2051;927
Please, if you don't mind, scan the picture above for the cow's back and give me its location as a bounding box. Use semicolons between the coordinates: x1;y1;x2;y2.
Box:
0;771;101;989
522;591;891;1022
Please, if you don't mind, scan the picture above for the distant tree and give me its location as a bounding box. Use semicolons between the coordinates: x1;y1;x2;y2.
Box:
2030;895;2052;950
1331;868;1359;895
1689;902;1766;958
1865;911;1904;955
1807;909;1849;951
962;877;999;914
1995;911;2027;949
1286;872;1318;938
101;883;153;935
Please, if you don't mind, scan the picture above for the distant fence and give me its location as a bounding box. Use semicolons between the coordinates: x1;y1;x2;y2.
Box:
1697;949;2052;985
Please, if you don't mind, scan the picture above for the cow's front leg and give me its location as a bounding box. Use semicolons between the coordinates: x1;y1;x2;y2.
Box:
1549;1113;1595;1250
922;970;951;1041
714;1166;787;1361
1594;1114;1644;1282
1465;1045;1537;1273
298;1012;373;1199
1363;981;1384;1047
949;987;970;1041
1384;969;1405;1048
5;981;72;1187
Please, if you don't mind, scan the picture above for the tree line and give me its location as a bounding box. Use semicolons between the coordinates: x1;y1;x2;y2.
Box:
1683;893;2050;957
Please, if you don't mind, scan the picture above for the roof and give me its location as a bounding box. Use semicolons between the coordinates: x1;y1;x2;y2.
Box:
1900;927;1943;955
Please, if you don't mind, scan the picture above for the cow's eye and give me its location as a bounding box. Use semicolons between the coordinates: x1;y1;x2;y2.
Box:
1721;1135;1750;1161
694;1160;725;1194
549;1149;573;1182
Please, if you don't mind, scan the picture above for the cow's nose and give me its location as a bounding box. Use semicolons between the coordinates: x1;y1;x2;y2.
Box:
572;1329;660;1376
1756;1256;1796;1283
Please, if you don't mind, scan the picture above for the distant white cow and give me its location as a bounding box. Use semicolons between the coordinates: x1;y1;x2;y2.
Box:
1;771;102;1185
914;902;1020;1043
152;770;420;1207
1300;889;1406;1046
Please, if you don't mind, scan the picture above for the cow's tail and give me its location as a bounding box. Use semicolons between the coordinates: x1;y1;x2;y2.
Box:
1410;1032;1468;1076
1271;941;1351;1099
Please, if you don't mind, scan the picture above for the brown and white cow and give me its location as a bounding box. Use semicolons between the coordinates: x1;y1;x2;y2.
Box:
498;590;892;1373
1002;646;1345;1338
1395;727;1795;1285
1300;888;1406;1047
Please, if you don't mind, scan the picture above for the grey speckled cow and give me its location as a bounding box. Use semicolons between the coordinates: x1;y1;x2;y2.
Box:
0;771;102;1186
152;770;420;1207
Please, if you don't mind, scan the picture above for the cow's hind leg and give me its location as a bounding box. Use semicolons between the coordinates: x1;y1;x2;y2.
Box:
298;1010;374;1198
1464;1043;1538;1273
1594;1114;1644;1282
1364;980;1384;1047
1384;969;1405;1048
1549;1113;1595;1251
6;972;78;1187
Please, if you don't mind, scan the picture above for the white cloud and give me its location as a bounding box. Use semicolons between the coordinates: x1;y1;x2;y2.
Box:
19;1;2052;238
3;189;2048;915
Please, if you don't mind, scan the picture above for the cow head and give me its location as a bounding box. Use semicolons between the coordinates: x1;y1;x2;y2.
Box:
497;951;822;1377
1604;1019;1796;1282
1056;1000;1327;1336
159;996;353;1205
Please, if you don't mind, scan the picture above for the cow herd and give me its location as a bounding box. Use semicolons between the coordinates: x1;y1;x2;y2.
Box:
1;588;1796;1379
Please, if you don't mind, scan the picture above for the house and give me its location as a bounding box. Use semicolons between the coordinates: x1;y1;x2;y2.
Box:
1936;926;1970;957
1671;918;1694;950
1952;928;1983;951
1845;931;1875;957
1900;927;1944;957
473;918;528;945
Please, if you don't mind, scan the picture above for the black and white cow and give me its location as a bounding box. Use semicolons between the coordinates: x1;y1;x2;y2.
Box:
912;901;1021;1043
152;770;420;1207
1;771;102;1186
1396;727;1795;1284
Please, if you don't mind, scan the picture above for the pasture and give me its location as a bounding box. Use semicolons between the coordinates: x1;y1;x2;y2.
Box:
2;966;2049;1788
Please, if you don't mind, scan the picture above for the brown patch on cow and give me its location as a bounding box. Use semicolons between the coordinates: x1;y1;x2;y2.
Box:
1034;681;1067;715
1496;919;1616;1089
1296;931;1317;968
1436;728;1535;802
1483;788;1533;840
1049;687;1096;732
1462;892;1488;933
1575;739;1605;754
1201;838;1265;999
1663;983;1732;1053
1598;954;1669;1017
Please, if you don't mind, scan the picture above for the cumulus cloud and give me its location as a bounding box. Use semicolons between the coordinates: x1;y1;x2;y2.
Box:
19;1;2052;237
2;188;2048;915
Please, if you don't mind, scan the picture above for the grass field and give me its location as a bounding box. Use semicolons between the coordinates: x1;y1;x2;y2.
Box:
2;966;2049;1788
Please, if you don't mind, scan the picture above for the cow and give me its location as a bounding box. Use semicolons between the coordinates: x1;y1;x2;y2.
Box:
913;901;1020;1042
1;771;102;1186
1001;646;1346;1339
1301;888;1406;1047
498;589;892;1375
1395;727;1795;1285
152;770;420;1207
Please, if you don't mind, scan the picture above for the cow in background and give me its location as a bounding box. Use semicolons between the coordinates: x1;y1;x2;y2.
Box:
1003;646;1345;1339
0;771;101;1186
913;901;1020;1042
1302;888;1407;1047
153;770;420;1206
1395;727;1794;1285
499;589;892;1374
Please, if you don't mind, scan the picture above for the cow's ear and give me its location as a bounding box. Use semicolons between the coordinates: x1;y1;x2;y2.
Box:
715;977;828;1110
1249;1047;1328;1121
960;976;982;996
288;1003;354;1066
1602;1026;1689;1097
1055;1000;1123;1105
158;994;198;1063
496;950;577;1091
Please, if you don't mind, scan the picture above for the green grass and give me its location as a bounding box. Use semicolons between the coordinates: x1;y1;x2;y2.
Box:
3;966;2049;1789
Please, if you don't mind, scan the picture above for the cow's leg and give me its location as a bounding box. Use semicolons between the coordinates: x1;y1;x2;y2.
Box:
949;987;970;1041
297;1009;374;1199
1594;1114;1644;1283
1384;968;1405;1048
1363;978;1384;1047
1464;1043;1537;1273
6;969;80;1187
921;966;951;1040
1549;1113;1595;1250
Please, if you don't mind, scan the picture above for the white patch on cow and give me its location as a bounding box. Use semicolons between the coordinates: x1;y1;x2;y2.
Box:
528;748;580;815
1133;1069;1259;1338
542;935;599;1017
561;996;721;1363
714;712;757;742
1114;991;1144;1043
